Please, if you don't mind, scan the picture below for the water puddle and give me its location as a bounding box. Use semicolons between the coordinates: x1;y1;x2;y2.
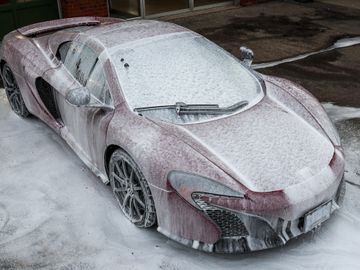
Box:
253;36;360;69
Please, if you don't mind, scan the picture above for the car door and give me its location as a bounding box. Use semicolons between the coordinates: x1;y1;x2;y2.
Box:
83;58;115;172
55;40;114;171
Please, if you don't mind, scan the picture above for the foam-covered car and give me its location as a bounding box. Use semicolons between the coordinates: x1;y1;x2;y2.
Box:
0;17;345;253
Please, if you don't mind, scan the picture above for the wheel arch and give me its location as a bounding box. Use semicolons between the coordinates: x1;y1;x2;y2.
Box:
0;60;5;86
104;142;151;178
0;60;7;83
0;59;6;73
104;144;122;177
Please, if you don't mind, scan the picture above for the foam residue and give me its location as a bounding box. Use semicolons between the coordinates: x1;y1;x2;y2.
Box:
322;102;360;123
253;36;360;69
112;33;262;110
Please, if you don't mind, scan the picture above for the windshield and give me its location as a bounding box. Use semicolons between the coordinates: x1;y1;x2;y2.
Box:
112;32;263;115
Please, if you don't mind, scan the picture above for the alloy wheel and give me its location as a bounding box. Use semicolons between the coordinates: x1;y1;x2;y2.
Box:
109;150;156;227
2;64;29;117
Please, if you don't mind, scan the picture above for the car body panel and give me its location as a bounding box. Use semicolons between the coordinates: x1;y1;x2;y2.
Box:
173;86;334;193
0;17;345;253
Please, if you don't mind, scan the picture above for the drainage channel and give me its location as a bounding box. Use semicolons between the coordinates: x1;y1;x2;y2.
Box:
253;36;360;69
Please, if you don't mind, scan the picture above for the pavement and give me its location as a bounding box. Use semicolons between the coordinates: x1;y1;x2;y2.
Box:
317;0;360;10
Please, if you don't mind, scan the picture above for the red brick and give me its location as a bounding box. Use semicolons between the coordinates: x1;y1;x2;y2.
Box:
60;0;108;18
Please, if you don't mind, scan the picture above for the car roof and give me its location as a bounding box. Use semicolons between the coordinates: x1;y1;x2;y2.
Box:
72;20;191;50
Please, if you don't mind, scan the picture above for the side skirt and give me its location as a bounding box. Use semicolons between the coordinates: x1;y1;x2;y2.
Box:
60;126;109;185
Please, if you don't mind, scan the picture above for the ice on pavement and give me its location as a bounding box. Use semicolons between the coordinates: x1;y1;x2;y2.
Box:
0;90;360;270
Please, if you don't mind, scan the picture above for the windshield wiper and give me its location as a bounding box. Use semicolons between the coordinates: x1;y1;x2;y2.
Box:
134;101;248;115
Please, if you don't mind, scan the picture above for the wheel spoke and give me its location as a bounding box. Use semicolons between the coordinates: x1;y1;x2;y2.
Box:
133;186;142;191
115;162;125;179
14;95;21;106
133;192;145;208
129;197;135;218
122;192;131;208
8;91;17;103
112;172;127;186
113;186;127;193
122;160;129;179
129;168;138;186
133;200;142;218
3;69;14;87
130;197;143;222
5;86;15;95
12;96;20;112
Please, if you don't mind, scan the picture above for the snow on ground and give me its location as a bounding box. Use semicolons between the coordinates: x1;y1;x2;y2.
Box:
0;90;360;270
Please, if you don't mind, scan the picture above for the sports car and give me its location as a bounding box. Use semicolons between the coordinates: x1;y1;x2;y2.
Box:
0;17;345;253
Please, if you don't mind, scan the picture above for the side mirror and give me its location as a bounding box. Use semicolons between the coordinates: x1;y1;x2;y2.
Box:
239;46;254;67
65;87;90;107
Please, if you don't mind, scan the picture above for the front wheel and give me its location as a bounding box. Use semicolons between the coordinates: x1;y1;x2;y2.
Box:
2;64;30;117
109;149;157;228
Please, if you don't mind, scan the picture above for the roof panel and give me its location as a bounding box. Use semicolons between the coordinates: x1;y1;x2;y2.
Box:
84;20;189;49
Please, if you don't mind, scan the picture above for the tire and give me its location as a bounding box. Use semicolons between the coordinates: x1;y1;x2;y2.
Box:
2;64;30;117
109;149;157;228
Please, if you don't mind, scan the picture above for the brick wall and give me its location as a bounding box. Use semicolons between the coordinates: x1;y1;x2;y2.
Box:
60;0;108;18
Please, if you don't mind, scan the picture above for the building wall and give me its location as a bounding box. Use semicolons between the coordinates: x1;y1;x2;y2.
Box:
240;0;269;6
60;0;108;18
59;0;268;18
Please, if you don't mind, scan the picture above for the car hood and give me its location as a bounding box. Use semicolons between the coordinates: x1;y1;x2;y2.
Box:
152;82;334;193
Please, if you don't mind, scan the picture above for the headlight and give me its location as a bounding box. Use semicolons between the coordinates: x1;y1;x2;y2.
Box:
168;171;244;205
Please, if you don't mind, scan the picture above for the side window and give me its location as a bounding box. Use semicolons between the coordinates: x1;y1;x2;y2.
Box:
57;41;71;63
63;42;97;86
86;62;112;106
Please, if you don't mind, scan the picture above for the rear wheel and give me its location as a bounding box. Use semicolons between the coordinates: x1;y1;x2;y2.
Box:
2;64;30;117
109;149;157;228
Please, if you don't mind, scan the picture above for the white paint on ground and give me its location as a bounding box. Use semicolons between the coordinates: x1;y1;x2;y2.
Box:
1;89;360;269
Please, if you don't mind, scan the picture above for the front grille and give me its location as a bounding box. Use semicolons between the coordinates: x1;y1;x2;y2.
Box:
193;195;249;238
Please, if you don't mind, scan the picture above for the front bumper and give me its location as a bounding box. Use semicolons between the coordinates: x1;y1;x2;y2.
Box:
159;178;344;253
164;148;345;253
193;190;342;253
